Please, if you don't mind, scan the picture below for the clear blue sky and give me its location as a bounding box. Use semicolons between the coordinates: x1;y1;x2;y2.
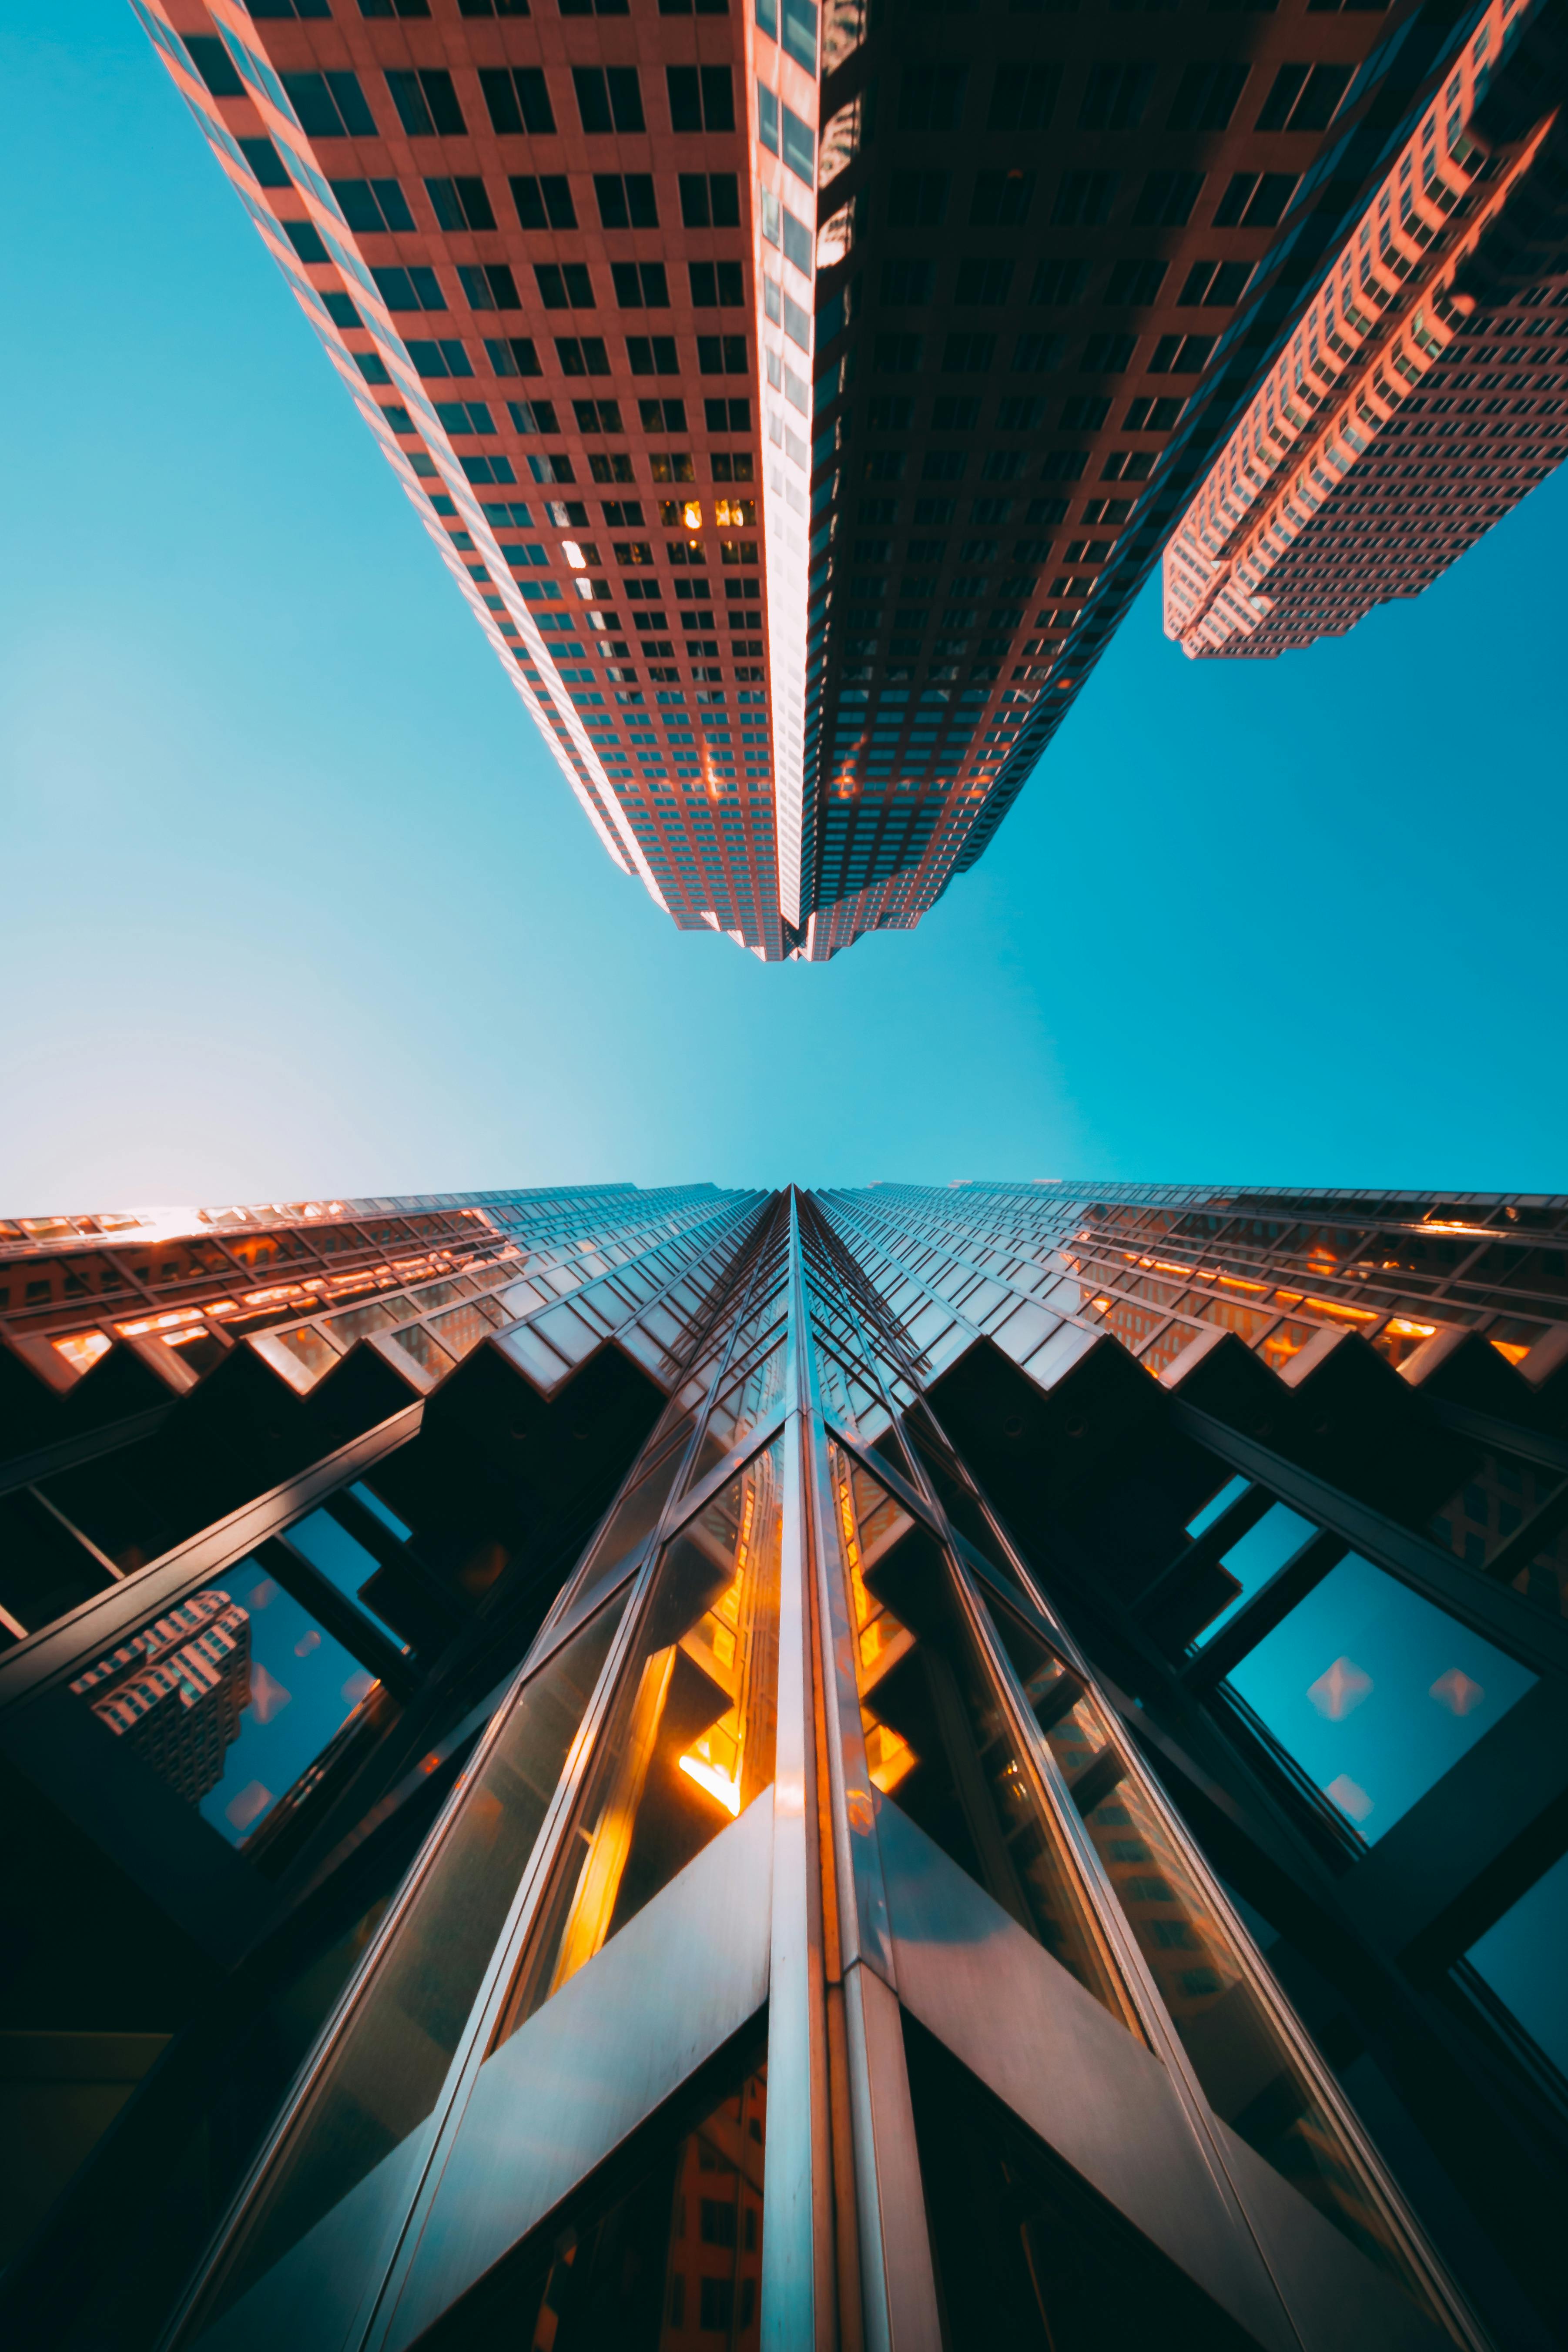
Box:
3;9;1565;1210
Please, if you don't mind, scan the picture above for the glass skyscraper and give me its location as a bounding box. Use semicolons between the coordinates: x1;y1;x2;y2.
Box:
3;1179;1567;2348
128;0;1565;956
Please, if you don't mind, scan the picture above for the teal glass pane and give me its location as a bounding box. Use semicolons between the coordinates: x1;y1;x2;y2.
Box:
284;1508;410;1651
1184;1473;1248;1540
1228;1555;1536;1843
1194;1501;1317;1648
1467;1849;1568;2078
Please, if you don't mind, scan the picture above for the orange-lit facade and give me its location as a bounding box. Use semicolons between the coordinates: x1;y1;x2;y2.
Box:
7;1179;1568;2346
131;1;1482;956
1163;0;1568;660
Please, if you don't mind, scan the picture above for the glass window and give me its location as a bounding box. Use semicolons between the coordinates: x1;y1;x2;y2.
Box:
180;1597;627;2341
831;1448;1135;2029
1227;1555;1536;1841
1185;1473;1248;1540
1466;1848;1568;2079
982;1589;1444;2319
280;1508;410;1651
498;1443;784;2034
67;1562;383;1851
1194;1500;1319;1647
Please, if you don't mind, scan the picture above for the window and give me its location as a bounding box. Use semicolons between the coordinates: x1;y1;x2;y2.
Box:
555;336;611;375
1029;259;1086;308
628;336;681;374
467;267;523;316
1124;395;1184;431
1082;333;1135;374
943;333;995;373
281;218;330;265
643;397;689;430
1149;334;1215;375
1467;1851;1568;2082
1100;449;1153;482
459;452;516;484
590;453;635;482
677;173;741;228
1229;1553;1534;1844
1061;395;1109;430
1013;332;1064;372
1106;258;1166;307
874;333;923;374
923;451;966;482
899;66;967;131
689;263;746;307
240;137;290;190
372;264;446;310
1135;172;1204;228
881;259;932;306
931;395;978;430
601;500;646;524
997;395;1045;430
357;0;429;15
284;69;378;135
697;336;749;374
864;452;905;482
781;0;817;70
613;262;670;308
535;264;594;310
1214;172;1297;228
667;67;734;133
527;453;576;484
331;178;416;233
434;400;495;437
480;67;556;135
1178;259;1253;308
385;68;465;137
888;171;948;228
1053;171;1117;227
1079;61;1154;131
781;104;814;185
594;174;658;229
704;397;750;430
509;400;559;432
510;175;576;231
407;338;474;378
757;83;780;155
181;36;244;97
426;176;496;231
970;171;1035;229
575;67;645;134
988;62;1060;131
955;260;1012;307
1256;63;1353;132
322;291;361;329
1167;62;1249;132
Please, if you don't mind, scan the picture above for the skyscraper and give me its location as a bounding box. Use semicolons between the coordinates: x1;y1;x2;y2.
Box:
1164;0;1568;660
129;1;1548;957
3;1179;1568;2346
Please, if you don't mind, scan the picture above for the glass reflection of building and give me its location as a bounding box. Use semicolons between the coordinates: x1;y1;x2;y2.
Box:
3;1180;1568;2348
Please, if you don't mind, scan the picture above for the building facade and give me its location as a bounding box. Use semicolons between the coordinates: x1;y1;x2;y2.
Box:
1164;0;1568;660
129;1;1532;957
3;1179;1568;2347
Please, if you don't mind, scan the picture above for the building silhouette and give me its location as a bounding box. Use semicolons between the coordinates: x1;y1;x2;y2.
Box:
127;0;1562;957
3;1179;1568;2345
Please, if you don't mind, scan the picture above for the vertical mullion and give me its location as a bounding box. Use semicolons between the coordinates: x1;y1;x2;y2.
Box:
793;1194;943;2352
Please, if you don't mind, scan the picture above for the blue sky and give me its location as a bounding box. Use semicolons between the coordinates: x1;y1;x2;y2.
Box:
4;9;1565;1209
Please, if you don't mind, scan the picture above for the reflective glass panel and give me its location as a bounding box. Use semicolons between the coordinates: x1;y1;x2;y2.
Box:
181;1596;627;2345
1227;1554;1536;1842
469;2052;767;2347
982;1590;1443;2318
831;1448;1134;2028
1466;1847;1568;2080
281;1508;412;1652
499;1442;783;2034
1193;1501;1318;1648
68;1561;387;1853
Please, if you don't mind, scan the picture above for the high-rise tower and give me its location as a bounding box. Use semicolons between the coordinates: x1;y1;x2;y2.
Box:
3;1179;1568;2347
129;1;1538;957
